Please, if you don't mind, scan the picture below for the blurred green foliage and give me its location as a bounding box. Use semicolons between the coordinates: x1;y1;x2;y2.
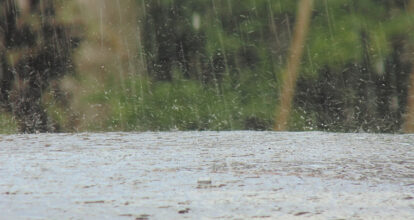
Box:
1;0;413;133
87;73;275;131
114;0;412;132
0;0;80;133
0;112;18;134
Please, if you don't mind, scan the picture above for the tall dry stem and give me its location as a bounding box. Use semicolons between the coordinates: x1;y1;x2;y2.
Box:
274;0;314;131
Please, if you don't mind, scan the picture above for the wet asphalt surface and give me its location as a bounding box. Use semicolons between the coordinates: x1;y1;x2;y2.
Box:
0;131;413;219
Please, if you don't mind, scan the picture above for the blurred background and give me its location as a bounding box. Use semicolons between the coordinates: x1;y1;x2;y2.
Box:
1;0;414;133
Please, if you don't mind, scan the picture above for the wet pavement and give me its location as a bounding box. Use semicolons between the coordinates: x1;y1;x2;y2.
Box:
0;131;413;219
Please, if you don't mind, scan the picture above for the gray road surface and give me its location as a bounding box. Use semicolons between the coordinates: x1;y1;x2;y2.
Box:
0;131;413;219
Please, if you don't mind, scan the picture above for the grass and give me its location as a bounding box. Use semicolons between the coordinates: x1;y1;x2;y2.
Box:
0;112;18;134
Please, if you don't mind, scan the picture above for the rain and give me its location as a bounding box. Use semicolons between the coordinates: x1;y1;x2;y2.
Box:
0;0;413;219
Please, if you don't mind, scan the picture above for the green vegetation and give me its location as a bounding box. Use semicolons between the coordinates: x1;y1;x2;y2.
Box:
85;73;275;131
0;112;18;134
1;0;414;133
